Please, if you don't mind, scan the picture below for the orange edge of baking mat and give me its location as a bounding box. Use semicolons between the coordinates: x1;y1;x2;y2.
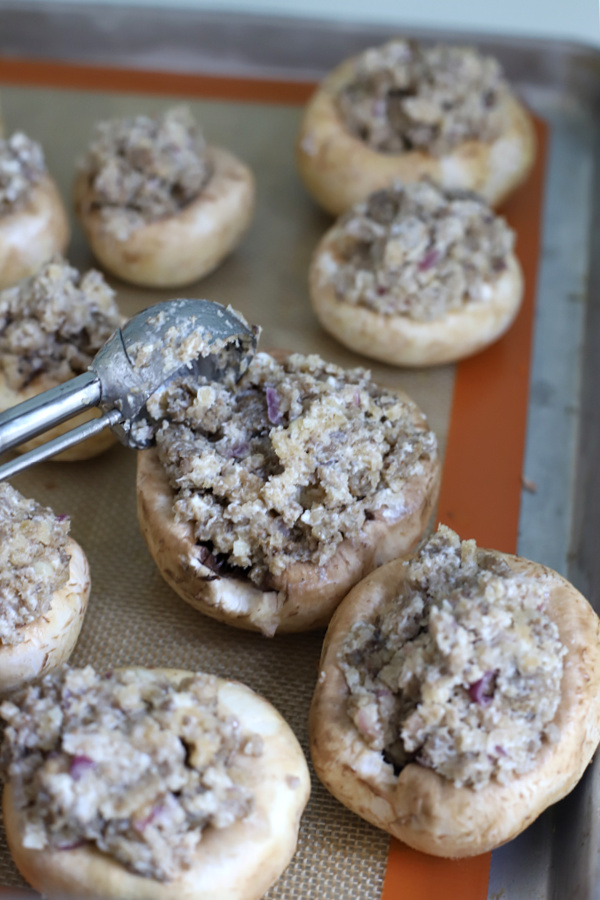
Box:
383;118;548;900
0;57;547;900
0;56;315;104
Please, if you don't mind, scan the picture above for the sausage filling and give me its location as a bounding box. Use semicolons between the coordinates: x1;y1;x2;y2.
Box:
148;351;437;589
339;525;565;788
0;482;69;645
336;40;508;156
0;667;262;880
78;106;211;240
0;257;122;390
325;180;514;320
0;133;46;216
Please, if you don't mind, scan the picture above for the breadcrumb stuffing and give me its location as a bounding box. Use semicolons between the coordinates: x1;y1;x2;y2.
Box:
337;40;508;156
0;667;261;881
0;132;46;215
325;180;514;320
339;525;565;788
149;351;437;587
79;106;211;240
0;257;122;391
0;482;70;645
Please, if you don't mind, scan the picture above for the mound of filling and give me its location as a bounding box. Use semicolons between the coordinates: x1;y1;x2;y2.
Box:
325;180;514;320
127;302;257;449
0;132;46;216
339;525;565;788
336;40;508;156
148;351;437;589
0;256;122;391
0;482;70;644
79;106;211;240
0;667;262;881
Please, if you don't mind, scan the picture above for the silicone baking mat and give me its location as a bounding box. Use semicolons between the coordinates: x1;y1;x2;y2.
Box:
0;59;546;900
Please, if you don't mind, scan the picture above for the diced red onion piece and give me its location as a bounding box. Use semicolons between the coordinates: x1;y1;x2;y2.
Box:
375;688;392;699
468;671;495;706
418;249;440;271
229;441;249;459
57;840;85;851
70;755;95;781
266;387;282;425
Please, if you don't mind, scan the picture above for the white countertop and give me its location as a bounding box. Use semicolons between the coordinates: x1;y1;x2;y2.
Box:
30;0;600;48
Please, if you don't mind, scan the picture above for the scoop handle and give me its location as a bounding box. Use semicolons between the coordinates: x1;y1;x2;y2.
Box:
0;408;122;481
0;371;102;455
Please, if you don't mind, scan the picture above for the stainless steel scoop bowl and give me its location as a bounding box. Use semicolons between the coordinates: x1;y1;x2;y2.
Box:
0;298;258;481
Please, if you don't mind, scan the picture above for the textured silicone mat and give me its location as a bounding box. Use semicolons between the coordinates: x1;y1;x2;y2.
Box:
0;63;545;900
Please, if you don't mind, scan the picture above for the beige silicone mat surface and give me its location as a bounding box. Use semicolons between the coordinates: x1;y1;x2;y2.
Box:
0;84;455;896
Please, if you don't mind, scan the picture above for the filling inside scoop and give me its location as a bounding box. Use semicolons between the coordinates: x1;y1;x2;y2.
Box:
0;482;69;644
0;133;46;216
79;106;212;240
336;40;508;156
0;667;262;881
339;525;565;788
148;351;437;588
0;257;122;391
326;180;514;320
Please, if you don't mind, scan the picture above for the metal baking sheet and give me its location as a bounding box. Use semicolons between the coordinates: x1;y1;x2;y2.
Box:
1;4;600;899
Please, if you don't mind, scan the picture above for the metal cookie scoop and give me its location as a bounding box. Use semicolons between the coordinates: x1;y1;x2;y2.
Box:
0;299;258;481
